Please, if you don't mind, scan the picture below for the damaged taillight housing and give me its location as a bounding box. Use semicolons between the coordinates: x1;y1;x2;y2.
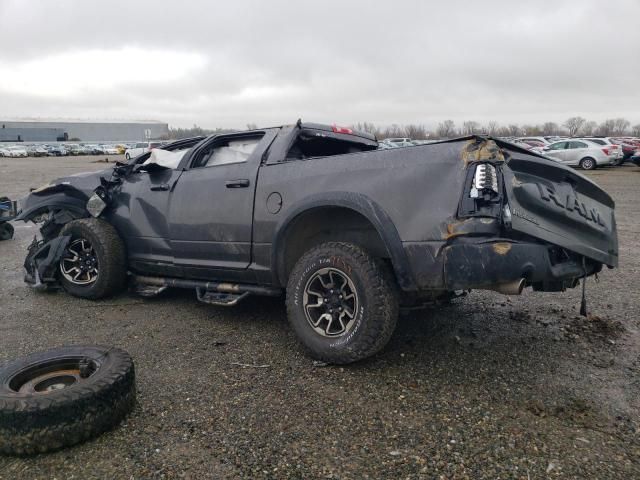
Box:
458;162;504;219
470;163;498;198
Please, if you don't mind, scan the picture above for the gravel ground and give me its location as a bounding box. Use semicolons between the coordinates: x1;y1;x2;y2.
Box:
0;156;638;479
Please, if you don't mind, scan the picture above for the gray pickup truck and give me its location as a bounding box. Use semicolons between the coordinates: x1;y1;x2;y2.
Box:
14;121;618;363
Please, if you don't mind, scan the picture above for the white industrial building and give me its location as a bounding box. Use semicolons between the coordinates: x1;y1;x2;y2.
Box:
0;119;169;142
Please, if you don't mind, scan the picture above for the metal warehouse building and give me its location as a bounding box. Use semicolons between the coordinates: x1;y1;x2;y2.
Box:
0;119;169;142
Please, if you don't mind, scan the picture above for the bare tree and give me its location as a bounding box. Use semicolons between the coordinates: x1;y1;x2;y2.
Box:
352;122;380;137
461;121;480;135
563;117;586;136
507;124;521;136
597;119;616;136
246;123;258;130
521;124;542;135
613;118;630;135
542;122;560;135
582;121;597;136
632;124;640;137
405;124;428;140
436;120;456;138
485;121;499;136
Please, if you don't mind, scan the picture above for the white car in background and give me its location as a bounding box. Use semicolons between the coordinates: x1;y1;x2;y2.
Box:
124;141;163;160
1;146;29;157
534;139;616;170
381;138;414;148
101;145;120;155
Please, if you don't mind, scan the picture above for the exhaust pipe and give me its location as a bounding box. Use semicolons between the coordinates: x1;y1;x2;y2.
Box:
486;278;526;295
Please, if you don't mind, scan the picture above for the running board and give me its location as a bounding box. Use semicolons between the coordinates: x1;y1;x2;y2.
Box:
132;275;282;301
196;289;249;307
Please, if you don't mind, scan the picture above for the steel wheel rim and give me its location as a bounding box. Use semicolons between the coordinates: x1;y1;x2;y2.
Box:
60;238;100;285
8;357;98;394
303;267;359;337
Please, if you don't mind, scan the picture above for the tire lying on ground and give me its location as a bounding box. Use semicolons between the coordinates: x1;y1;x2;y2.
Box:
0;345;135;456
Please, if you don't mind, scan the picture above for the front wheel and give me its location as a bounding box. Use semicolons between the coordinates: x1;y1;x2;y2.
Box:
58;219;127;299
579;157;596;170
286;242;399;364
0;222;14;241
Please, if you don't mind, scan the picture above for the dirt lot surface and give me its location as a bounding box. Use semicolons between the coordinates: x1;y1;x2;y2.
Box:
0;156;639;479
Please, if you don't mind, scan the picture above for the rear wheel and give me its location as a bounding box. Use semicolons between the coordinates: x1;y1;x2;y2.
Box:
286;242;399;364
579;157;596;170
58;219;127;299
125;153;130;160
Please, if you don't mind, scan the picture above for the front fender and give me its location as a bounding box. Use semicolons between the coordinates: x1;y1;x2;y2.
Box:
272;191;417;291
15;189;89;222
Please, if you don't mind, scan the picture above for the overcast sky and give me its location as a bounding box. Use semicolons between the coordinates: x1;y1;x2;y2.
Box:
0;0;638;129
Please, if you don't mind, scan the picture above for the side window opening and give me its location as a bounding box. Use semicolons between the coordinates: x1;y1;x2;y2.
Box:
193;134;264;168
286;129;378;160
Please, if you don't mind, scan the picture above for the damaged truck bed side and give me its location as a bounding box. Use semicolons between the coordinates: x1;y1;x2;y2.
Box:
15;121;618;363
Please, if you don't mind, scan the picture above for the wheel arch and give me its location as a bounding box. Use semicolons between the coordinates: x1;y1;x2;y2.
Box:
272;192;416;291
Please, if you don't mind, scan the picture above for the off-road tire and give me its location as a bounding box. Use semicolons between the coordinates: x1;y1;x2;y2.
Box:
286;242;399;364
59;219;127;299
0;222;13;241
0;345;136;456
579;157;596;170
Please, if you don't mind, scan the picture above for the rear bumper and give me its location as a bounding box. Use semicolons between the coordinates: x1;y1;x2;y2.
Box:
443;241;601;292
403;239;602;293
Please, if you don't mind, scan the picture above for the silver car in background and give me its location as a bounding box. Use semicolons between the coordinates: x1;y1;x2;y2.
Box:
579;137;624;165
534;139;616;170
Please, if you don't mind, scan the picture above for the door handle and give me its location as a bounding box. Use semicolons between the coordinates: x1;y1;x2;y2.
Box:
150;183;170;191
225;179;250;188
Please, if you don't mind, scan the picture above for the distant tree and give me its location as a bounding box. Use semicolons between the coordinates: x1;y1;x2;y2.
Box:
521;124;542;135
436;120;456;138
597;119;616;136
404;124;428;140
613;118;630;135
246;123;258;130
485;121;499;136
563;116;586;136
542;122;560;135
461;121;480;135
507;124;521;136
581;121;597;136
632;124;640;137
161;124;236;140
69;137;81;141
352;122;380;137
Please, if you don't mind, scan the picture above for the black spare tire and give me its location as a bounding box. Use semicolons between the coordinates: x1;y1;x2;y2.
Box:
0;345;136;456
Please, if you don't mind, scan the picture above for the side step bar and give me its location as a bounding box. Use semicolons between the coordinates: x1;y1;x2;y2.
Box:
132;275;282;306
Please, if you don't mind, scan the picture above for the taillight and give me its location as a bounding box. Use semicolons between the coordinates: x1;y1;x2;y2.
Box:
332;124;353;135
602;148;610;155
470;163;498;198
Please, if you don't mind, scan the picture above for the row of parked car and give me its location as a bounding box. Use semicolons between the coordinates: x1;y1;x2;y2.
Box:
0;143;127;157
380;136;640;170
0;141;173;158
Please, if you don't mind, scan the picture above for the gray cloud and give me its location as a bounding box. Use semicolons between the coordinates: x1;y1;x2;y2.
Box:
1;0;639;128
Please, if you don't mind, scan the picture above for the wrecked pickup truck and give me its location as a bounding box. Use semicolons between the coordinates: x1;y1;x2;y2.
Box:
14;121;618;363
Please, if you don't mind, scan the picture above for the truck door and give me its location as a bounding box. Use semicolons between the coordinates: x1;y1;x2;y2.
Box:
167;130;276;277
